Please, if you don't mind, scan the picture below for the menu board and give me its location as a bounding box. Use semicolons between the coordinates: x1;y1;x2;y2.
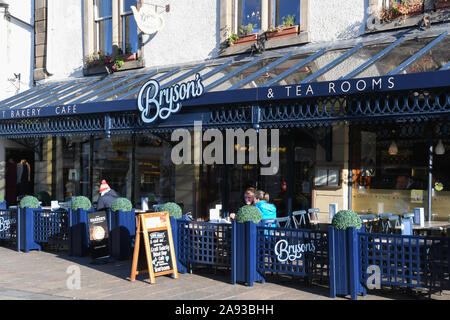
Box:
130;211;178;284
87;210;110;259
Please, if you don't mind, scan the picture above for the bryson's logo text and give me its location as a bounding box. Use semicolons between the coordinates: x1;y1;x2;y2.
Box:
137;73;204;124
274;239;316;262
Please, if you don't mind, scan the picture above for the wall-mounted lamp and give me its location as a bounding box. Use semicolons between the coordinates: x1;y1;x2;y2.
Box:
388;141;398;155
435;139;445;155
0;0;9;9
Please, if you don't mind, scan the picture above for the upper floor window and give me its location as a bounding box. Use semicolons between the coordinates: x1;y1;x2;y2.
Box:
272;0;300;27
238;0;262;32
94;0;113;55
121;0;139;54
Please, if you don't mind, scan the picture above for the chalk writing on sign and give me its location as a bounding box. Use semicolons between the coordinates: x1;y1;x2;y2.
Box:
149;230;173;273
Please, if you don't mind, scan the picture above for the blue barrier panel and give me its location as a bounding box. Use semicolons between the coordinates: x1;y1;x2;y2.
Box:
110;209;136;260
177;220;233;280
0;201;6;210
19;207;42;252
329;227;365;299
0;208;19;251
256;223;329;283
358;232;450;295
33;209;68;247
68;207;94;256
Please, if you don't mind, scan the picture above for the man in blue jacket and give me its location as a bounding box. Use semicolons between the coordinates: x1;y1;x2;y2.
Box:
254;190;276;220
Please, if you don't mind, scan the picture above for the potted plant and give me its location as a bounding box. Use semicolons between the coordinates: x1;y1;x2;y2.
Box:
160;202;185;272
230;23;258;46
378;0;424;22
265;15;299;41
110;197;135;260
69;196;94;256
18;196;42;252
234;205;265;285
123;43;138;62
329;210;364;298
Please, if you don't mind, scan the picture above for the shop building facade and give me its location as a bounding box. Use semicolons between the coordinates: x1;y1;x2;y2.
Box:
0;0;449;222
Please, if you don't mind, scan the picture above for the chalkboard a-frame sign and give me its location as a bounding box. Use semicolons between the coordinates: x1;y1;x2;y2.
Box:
130;211;178;284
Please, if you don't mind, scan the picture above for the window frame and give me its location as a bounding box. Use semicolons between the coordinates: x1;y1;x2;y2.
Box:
220;0;310;56
83;0;144;75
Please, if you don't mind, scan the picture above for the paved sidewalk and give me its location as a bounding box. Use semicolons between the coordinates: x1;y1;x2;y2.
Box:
0;246;448;300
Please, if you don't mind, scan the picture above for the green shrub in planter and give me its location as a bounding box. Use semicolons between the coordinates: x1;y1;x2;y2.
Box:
160;202;182;219
331;210;362;230
36;191;51;206
236;205;262;224
111;197;133;212
71;196;92;211
19;195;40;209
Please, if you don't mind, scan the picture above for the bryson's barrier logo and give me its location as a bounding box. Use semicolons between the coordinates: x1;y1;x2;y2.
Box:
137;73;204;124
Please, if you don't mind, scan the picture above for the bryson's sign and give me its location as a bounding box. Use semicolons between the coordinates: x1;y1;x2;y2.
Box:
137;73;204;124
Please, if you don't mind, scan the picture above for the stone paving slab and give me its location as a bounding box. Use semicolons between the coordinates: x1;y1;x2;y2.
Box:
0;247;448;301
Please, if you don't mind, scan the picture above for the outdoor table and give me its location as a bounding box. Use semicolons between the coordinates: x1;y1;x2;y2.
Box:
395;221;450;236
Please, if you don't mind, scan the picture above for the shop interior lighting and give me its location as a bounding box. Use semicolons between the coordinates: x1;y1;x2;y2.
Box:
388;141;398;155
435;139;445;155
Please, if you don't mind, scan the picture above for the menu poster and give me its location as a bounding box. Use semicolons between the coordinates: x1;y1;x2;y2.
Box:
130;211;178;284
87;210;110;259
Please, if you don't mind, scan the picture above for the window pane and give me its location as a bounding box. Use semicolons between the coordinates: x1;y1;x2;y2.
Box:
98;18;113;54
123;14;138;54
405;36;450;74
96;0;112;18
239;0;261;32
275;0;300;26
357;37;435;78
123;0;136;12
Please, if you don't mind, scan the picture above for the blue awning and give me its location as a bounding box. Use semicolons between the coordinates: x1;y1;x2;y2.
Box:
0;23;449;137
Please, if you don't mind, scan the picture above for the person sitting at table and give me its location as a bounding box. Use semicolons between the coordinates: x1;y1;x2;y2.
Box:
254;190;277;220
229;187;256;220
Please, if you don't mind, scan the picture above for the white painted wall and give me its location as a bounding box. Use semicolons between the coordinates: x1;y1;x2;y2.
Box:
309;0;367;42
142;0;219;68
0;0;34;101
46;0;84;79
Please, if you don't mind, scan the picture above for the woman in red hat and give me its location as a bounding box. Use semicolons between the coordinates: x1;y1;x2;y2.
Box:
97;179;120;210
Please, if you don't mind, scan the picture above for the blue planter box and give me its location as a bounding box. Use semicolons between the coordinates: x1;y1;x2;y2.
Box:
233;221;265;286
0;201;6;210
329;226;365;300
18;207;42;252
68;207;94;257
170;216;188;274
110;209;136;260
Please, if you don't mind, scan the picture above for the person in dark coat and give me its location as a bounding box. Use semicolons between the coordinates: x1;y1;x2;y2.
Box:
97;180;120;210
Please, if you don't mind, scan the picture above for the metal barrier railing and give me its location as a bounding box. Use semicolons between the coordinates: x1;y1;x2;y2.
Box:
177;220;232;271
256;226;329;282
0;208;19;249
32;209;69;248
358;232;450;293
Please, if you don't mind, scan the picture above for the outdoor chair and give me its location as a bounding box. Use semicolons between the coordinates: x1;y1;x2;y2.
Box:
275;217;291;228
378;212;392;233
384;215;400;234
308;208;319;222
359;214;376;233
291;210;308;228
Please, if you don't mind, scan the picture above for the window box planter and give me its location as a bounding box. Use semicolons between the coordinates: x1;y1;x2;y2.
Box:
265;25;299;41
231;33;258;46
435;1;450;10
123;53;138;62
